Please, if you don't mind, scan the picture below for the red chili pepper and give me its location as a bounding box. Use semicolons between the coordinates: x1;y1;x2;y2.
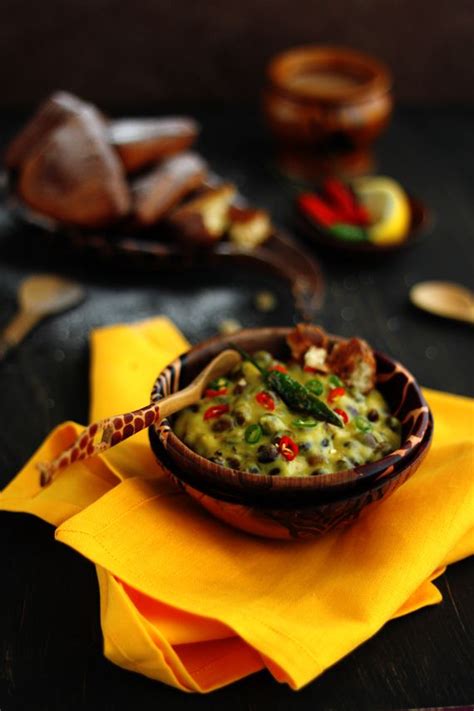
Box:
269;364;288;374
204;387;228;398
278;435;299;461
323;179;372;226
328;386;346;403
353;204;371;226
203;404;229;420
297;193;340;228
323;179;360;223
303;365;318;373
256;391;275;411
334;407;349;424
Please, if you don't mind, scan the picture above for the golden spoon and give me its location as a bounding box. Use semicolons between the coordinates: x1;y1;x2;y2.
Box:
0;274;85;360
38;348;241;487
410;281;474;325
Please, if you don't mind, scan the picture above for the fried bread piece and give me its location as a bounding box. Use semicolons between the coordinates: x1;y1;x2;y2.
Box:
18;111;130;227
227;205;272;250
131;152;207;226
286;324;329;363
5;91;104;170
327;337;376;393
168;184;236;245
109;117;199;173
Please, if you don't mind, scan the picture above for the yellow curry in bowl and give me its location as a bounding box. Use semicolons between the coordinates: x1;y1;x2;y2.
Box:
174;330;401;477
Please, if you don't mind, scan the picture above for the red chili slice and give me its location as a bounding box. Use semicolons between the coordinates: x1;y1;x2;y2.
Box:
334;407;349;424
204;387;228;398
203;404;230;420
278;435;299;461
328;386;346;403
256;391;275;411
269;364;288;374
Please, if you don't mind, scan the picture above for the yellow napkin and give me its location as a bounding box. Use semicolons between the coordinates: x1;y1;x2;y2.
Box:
1;316;473;693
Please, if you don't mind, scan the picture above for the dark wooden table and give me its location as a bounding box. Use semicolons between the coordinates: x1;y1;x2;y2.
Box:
0;108;473;711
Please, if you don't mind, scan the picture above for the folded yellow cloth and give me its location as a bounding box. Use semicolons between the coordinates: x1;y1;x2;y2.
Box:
1;316;473;692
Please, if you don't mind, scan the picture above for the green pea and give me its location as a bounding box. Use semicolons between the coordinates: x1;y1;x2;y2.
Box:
355;415;372;432
329;374;344;387
245;424;263;444
292;417;318;429
306;379;323;396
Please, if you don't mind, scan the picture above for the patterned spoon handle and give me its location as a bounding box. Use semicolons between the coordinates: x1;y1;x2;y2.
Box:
37;348;241;487
37;402;161;487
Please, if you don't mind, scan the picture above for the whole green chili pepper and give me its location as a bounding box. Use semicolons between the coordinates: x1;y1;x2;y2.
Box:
329;223;368;242
229;344;343;428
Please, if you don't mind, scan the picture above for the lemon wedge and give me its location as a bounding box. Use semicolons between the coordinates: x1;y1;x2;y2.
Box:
353;176;410;245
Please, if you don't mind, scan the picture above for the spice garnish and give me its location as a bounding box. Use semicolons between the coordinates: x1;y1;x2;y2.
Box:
203;404;230;420
328;386;346;403
306;379;324;396
204;387;228;398
207;377;229;390
269;364;288;374
245;424;263;444
278;435;299;461
334;408;349;424
256;391;275;411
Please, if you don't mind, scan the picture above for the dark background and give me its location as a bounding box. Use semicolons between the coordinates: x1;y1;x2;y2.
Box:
0;0;473;110
0;1;473;710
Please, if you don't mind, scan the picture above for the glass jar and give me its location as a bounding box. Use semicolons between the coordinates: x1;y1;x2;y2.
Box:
262;45;393;181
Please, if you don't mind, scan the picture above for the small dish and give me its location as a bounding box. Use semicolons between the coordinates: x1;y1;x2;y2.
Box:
149;328;433;539
295;193;431;256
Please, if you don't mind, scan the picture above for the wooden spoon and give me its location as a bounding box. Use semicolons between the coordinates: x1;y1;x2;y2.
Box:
410;281;474;325
0;274;85;360
38;348;241;487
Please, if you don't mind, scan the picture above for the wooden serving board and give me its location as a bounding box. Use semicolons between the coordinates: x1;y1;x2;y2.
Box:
5;185;325;322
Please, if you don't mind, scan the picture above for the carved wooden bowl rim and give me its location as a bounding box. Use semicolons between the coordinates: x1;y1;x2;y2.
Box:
149;413;433;510
150;327;432;497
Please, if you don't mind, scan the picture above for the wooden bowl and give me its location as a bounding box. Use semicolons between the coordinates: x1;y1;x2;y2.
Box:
296;193;432;256
148;328;433;539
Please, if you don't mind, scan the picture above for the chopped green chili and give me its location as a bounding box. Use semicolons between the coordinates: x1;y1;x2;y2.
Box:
207;376;229;391
306;378;324;396
245;424;263;444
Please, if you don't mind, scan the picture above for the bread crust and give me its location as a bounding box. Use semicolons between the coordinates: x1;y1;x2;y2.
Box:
327;337;376;393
